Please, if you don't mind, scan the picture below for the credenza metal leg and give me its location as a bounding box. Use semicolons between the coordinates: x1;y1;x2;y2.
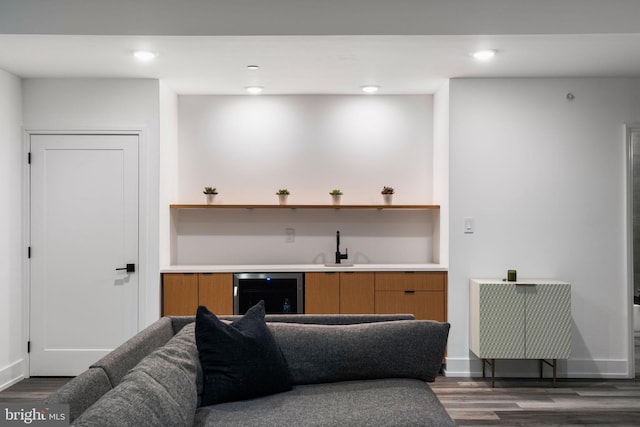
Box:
539;358;558;387
481;358;496;387
539;359;543;379
491;359;495;388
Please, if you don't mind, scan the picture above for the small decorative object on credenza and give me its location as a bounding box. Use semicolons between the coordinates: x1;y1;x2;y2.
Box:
203;186;218;204
276;188;290;205
381;186;394;205
329;189;343;205
507;270;517;281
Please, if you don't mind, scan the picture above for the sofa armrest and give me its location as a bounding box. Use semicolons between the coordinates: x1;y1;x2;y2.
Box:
90;317;174;387
43;367;112;423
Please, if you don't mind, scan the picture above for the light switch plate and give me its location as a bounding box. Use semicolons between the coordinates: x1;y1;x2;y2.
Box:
464;217;474;234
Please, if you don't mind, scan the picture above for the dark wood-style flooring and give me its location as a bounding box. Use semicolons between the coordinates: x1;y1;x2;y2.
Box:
0;377;70;403
2;376;640;426
432;376;640;426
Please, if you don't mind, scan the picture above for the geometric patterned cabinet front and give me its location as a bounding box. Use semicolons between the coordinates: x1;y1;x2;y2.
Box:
469;279;571;385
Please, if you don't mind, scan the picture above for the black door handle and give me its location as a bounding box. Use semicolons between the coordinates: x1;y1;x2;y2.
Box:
116;263;135;273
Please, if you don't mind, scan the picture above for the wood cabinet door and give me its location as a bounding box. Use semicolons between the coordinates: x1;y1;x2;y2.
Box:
305;272;340;314
340;272;375;314
199;273;233;315
162;273;198;316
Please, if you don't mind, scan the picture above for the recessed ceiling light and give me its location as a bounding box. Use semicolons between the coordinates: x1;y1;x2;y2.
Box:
247;65;260;70
361;85;379;94
245;86;264;95
471;49;497;61
133;50;157;61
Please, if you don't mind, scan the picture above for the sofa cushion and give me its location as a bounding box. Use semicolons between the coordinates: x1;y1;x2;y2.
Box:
72;323;199;427
195;301;293;406
269;320;450;385
193;378;455;427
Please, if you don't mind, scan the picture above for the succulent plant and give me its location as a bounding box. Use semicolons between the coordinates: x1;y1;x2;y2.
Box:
329;189;343;196
203;187;218;194
381;186;394;195
276;189;290;195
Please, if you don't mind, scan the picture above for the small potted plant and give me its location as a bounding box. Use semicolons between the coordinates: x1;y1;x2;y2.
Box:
203;187;218;204
381;186;394;205
329;189;343;205
276;188;290;205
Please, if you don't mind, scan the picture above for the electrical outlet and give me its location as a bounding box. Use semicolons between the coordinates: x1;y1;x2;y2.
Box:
285;228;295;243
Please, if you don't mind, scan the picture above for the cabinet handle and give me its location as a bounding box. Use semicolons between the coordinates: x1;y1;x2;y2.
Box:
404;290;415;294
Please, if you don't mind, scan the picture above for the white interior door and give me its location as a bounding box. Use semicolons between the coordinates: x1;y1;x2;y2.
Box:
30;134;139;376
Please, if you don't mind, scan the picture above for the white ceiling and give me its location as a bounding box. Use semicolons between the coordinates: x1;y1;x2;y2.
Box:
1;33;640;95
2;1;640;95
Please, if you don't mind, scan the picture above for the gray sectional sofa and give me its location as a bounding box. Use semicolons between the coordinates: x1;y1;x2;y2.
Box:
46;313;453;426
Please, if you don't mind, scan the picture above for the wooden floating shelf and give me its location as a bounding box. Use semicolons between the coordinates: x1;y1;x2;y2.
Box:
170;204;439;210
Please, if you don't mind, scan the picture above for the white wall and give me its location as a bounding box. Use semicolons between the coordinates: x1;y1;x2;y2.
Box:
174;95;437;265
448;78;640;378
433;81;450;266
159;82;179;267
0;69;24;390
22;78;162;329
178;95;433;204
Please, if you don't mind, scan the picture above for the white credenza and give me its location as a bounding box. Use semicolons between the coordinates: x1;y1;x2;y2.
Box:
469;279;571;386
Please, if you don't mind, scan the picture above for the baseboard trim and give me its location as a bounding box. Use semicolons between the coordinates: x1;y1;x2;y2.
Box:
444;357;632;379
0;359;25;392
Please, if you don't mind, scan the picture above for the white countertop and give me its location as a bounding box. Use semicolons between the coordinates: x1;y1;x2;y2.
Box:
161;263;447;273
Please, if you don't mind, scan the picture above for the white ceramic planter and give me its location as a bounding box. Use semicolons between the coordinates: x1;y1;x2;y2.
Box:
331;195;342;205
205;194;216;204
278;194;288;205
382;194;393;205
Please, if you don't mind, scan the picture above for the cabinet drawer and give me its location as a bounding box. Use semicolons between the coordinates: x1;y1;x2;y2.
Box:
375;272;445;291
375;290;446;322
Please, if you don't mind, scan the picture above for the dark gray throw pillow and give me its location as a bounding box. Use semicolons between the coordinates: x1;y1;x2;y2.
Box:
195;301;293;406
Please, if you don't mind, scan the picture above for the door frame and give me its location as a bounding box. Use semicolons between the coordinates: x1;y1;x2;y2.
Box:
626;124;640;379
22;128;147;377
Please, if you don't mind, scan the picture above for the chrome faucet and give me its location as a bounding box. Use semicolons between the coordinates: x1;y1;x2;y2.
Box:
335;230;348;264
